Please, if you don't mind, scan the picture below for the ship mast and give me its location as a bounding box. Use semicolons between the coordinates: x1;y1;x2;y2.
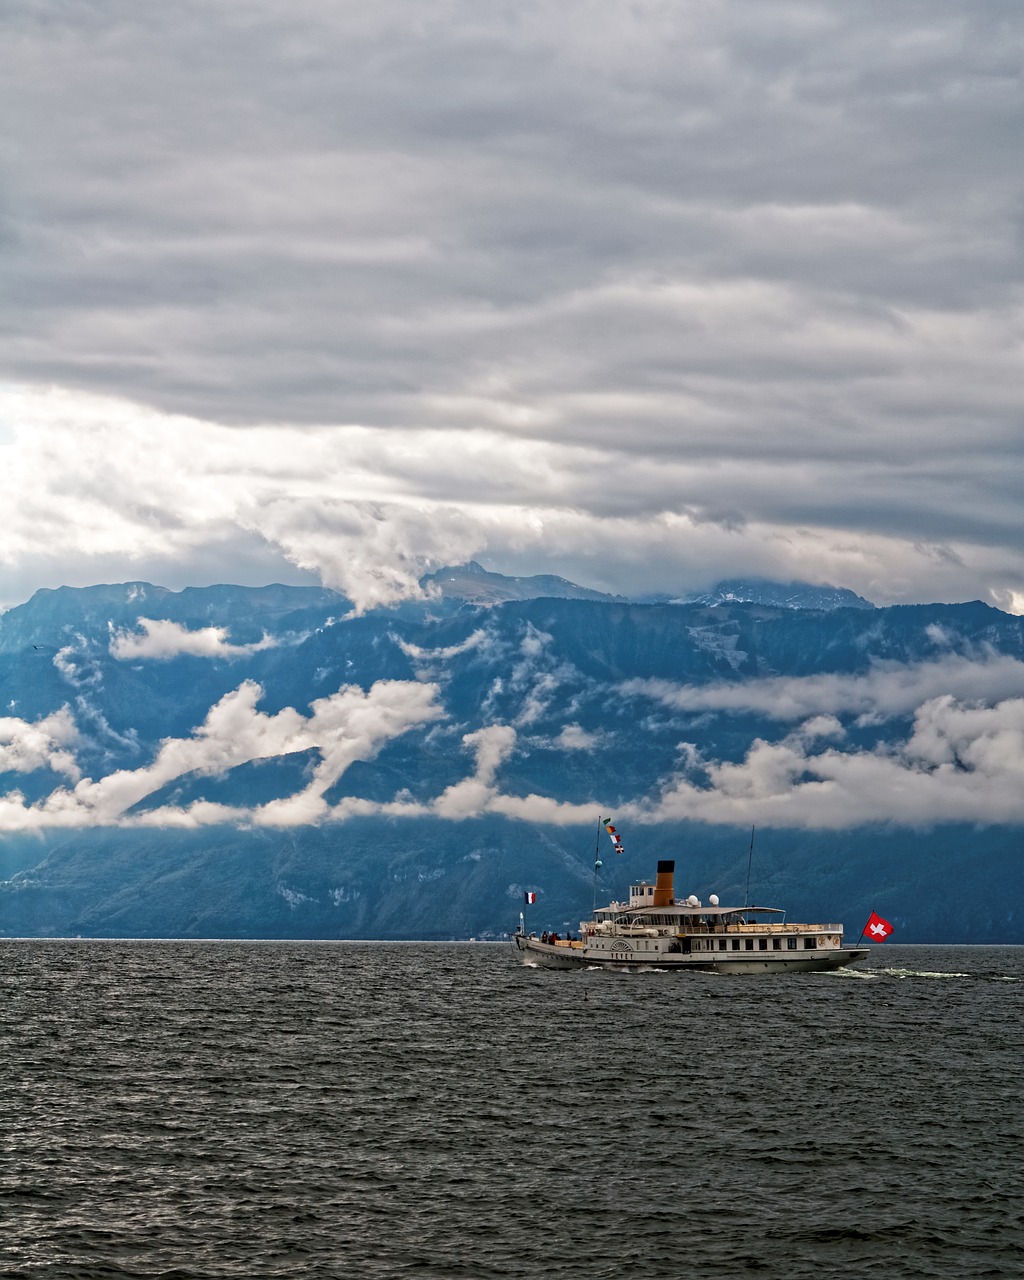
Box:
743;824;755;908
592;814;603;912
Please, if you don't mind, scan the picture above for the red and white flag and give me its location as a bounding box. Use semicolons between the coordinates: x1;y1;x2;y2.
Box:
524;891;536;905
864;911;894;942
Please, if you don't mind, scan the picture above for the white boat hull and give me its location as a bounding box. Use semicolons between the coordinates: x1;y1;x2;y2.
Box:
513;934;868;974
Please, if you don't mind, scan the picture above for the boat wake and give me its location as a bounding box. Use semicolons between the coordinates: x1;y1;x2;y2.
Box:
875;966;970;979
583;963;672;974
832;964;1021;982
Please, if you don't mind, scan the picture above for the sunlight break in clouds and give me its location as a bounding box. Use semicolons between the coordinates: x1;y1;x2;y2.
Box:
109;619;279;661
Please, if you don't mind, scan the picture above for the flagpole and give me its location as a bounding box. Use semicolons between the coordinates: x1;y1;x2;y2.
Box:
855;914;870;947
743;824;755;908
592;815;602;913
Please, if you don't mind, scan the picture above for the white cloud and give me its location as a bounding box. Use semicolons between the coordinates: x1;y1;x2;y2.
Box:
255;678;445;826
552;724;602;751
393;628;491;666
428;722;600;826
507;624;581;727
640;694;1024;830
0;677;444;831
46;680;310;825
109;618;279;660
0;707;80;780
433;725;518;820
4;666;1024;832
485;790;599;826
626;653;1024;723
53;640;104;689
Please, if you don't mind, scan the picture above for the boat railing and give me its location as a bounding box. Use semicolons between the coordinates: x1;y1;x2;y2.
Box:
679;921;842;935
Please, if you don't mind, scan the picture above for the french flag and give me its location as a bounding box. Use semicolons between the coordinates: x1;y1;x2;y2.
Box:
524;891;537;904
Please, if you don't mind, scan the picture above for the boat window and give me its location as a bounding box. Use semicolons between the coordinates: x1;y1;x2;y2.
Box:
803;938;816;949
744;940;754;951
787;937;797;950
758;939;767;951
718;940;727;951
772;938;781;950
731;940;740;951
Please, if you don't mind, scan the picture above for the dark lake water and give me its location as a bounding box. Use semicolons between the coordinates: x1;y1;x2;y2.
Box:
1;941;1021;1279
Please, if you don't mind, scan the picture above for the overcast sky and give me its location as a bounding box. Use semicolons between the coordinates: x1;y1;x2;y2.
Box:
2;0;1022;613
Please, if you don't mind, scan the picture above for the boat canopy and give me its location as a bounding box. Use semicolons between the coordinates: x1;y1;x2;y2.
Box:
594;903;785;919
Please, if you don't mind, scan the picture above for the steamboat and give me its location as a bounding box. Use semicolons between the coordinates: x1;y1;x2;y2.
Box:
513;859;867;974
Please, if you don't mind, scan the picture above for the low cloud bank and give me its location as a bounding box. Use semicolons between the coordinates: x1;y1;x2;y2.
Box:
110;618;279;661
3;655;1024;832
626;653;1024;723
641;693;1024;830
0;679;444;831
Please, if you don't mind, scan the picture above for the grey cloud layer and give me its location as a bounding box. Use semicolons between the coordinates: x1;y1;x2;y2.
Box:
2;2;1022;607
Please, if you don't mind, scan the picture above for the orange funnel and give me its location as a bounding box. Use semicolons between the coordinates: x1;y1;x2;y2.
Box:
652;860;675;907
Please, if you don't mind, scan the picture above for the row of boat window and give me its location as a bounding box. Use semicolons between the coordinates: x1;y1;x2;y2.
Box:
690;937;818;951
611;937;821;952
606;914;776;928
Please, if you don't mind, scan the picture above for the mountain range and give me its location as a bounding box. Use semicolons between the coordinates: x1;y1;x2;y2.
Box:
1;567;1021;941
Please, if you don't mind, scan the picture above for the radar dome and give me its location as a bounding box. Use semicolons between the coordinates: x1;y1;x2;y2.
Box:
687;894;700;907
709;894;720;906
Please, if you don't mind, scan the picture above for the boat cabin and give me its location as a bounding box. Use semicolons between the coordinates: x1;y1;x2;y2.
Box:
515;856;860;971
583;860;843;956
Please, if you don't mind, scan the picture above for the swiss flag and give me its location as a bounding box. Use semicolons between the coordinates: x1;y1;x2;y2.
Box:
864;911;894;942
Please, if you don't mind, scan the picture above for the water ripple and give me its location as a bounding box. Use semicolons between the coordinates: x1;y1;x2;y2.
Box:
2;941;1021;1278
